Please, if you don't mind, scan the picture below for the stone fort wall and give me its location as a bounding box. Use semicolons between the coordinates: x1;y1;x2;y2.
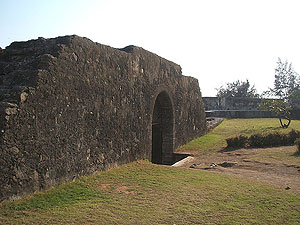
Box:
203;97;300;111
0;35;206;201
203;97;300;119
203;97;265;111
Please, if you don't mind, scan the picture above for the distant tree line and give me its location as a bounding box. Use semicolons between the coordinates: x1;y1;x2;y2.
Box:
215;58;300;128
216;79;259;98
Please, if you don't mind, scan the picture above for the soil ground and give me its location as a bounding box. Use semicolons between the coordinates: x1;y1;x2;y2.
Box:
176;146;300;192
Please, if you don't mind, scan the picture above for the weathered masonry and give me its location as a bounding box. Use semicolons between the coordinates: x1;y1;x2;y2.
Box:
0;35;206;201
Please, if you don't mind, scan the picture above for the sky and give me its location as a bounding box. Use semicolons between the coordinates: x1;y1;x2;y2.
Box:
1;0;300;96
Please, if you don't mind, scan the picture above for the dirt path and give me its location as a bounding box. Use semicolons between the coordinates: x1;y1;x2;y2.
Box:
175;146;300;192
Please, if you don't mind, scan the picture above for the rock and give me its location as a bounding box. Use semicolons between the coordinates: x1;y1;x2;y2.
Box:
20;92;28;103
0;102;17;108
5;107;17;115
210;163;217;168
10;147;19;155
190;163;197;168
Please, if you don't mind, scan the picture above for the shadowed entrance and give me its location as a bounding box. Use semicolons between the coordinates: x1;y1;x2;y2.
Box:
151;91;174;165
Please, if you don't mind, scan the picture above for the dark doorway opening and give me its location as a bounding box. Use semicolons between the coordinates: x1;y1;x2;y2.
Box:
151;91;174;165
152;123;162;164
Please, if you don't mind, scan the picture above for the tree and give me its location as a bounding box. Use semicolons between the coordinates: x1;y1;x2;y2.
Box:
260;58;299;129
271;58;300;100
289;88;300;100
259;99;291;128
216;79;259;98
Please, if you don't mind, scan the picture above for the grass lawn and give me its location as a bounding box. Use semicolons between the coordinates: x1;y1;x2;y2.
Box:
177;118;300;155
1;118;300;224
1;161;300;225
246;146;300;166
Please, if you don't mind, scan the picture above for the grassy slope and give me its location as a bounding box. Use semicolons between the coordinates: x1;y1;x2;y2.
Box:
1;118;300;224
178;118;300;154
1;161;300;225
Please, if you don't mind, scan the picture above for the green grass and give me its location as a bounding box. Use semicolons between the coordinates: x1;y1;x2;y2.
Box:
178;118;300;154
1;181;103;211
1;161;300;224
247;147;300;166
2;118;300;224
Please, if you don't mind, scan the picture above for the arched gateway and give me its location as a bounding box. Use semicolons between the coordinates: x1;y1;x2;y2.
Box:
151;91;174;165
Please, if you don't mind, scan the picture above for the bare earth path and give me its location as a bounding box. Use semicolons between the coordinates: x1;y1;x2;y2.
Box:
175;146;300;192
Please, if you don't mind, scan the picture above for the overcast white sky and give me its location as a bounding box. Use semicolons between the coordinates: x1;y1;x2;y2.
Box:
1;0;299;96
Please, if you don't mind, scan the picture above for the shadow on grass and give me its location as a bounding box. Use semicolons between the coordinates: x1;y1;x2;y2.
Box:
218;145;292;153
218;147;243;153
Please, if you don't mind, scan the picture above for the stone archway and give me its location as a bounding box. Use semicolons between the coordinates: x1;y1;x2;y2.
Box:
151;91;174;165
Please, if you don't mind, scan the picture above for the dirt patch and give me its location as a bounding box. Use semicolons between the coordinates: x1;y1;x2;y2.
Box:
99;184;111;191
114;186;137;195
179;146;300;192
99;183;137;195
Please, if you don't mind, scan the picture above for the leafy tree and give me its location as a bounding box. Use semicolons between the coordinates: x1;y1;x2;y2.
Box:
260;58;299;128
216;79;259;98
271;58;300;100
259;99;291;128
289;88;300;100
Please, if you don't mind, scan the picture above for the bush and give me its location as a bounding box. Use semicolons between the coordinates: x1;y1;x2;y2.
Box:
280;132;290;146
226;135;248;148
248;133;265;148
295;138;300;153
289;129;300;143
226;130;300;149
264;132;280;146
266;132;290;146
248;132;290;148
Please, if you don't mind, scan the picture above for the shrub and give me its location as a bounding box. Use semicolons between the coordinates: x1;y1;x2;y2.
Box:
280;132;290;146
295;138;300;153
248;133;265;148
248;130;300;148
289;129;300;143
226;135;248;148
264;132;289;147
227;130;300;149
264;132;279;146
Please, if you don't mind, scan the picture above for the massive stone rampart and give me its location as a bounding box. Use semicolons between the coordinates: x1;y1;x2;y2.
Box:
0;35;206;201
